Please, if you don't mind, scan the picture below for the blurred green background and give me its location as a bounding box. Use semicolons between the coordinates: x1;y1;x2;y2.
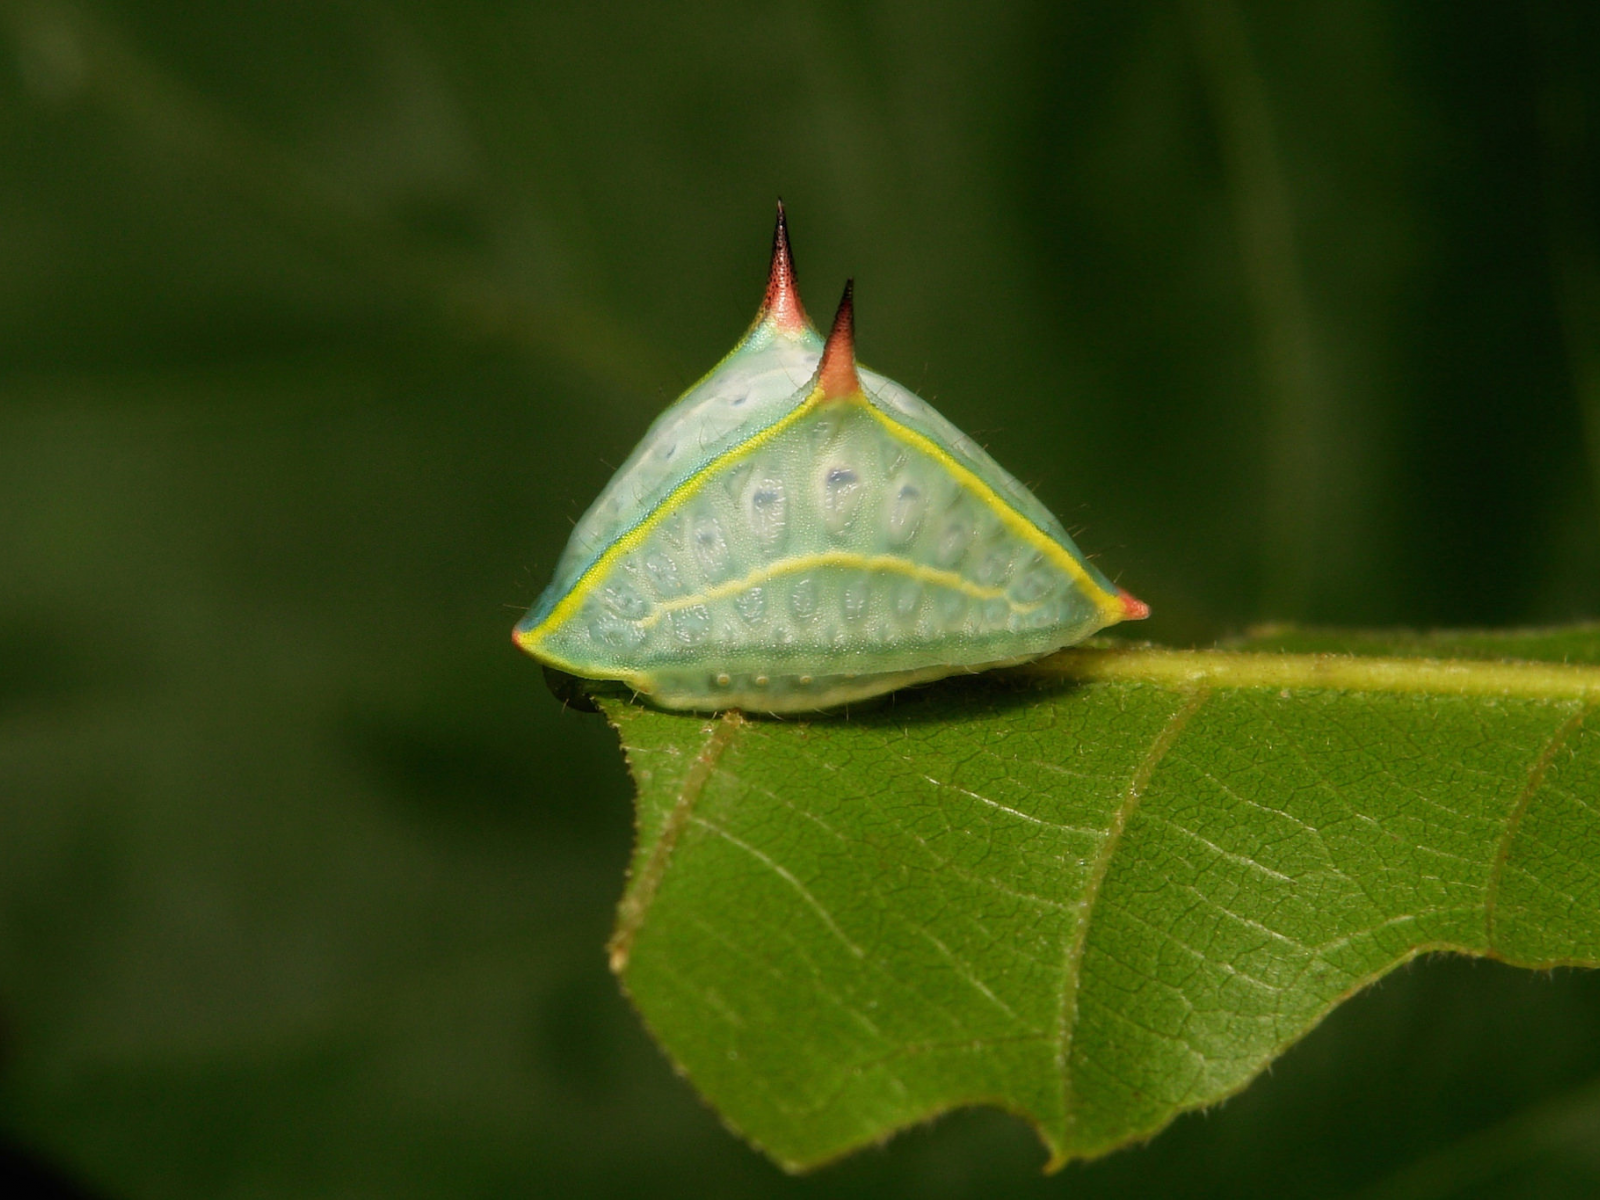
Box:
3;1;1600;1196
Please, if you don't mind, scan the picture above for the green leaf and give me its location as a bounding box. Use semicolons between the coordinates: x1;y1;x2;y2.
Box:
595;629;1600;1171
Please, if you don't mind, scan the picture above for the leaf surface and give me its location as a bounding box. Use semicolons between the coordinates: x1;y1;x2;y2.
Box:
596;631;1600;1170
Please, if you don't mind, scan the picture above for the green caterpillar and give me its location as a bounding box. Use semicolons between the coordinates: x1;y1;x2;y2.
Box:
515;205;1146;712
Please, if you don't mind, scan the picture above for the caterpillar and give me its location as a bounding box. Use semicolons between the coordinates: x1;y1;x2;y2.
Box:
515;204;1146;712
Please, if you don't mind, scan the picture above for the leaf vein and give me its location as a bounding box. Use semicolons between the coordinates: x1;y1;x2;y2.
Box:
1485;703;1588;950
691;814;866;960
1054;687;1210;1151
609;710;744;972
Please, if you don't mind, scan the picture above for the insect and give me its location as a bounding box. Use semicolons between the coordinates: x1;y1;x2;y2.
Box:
514;204;1147;712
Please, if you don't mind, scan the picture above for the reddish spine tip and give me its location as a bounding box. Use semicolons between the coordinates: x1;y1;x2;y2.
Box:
816;279;859;399
1118;589;1151;621
760;199;809;334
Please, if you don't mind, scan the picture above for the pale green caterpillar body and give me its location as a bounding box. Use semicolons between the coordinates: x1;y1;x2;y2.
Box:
515;206;1146;712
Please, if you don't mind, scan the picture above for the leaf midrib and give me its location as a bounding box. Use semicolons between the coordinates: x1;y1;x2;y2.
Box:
1030;647;1600;699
